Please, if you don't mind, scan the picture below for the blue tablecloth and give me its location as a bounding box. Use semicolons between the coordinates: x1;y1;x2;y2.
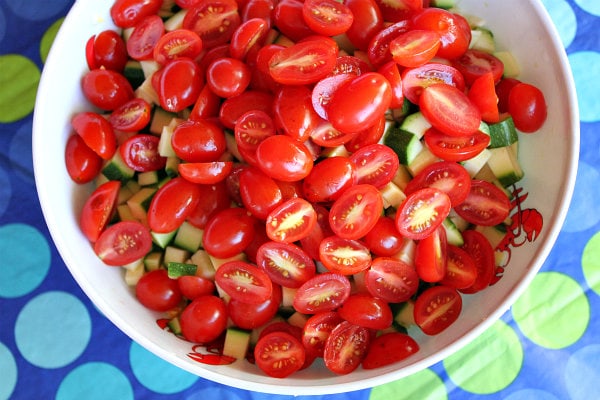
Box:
1;0;599;399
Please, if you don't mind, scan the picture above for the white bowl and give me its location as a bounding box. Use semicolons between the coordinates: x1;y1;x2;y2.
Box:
33;0;579;395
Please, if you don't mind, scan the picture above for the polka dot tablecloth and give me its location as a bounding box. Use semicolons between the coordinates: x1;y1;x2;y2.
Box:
1;0;599;399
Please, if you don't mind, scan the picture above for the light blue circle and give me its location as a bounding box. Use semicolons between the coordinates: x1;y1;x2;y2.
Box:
565;345;600;400
0;223;51;298
504;389;560;400
562;161;600;232
573;0;600;16
129;341;199;394
568;51;600;122
3;0;72;21
0;165;11;218
56;362;134;400
0;342;18;400
15;291;91;368
541;0;577;48
10;120;35;185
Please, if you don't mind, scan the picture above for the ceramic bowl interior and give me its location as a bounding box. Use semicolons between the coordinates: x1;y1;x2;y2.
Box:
33;0;579;394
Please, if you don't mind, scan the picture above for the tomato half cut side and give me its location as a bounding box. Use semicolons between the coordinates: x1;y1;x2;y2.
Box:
80;180;121;243
389;29;441;68
329;184;384;240
323;320;371;375
401;62;465;105
265;197;317;243
254;331;306;378
364;257;420;303
319;236;372;275
440;244;478;290
395;187;451;240
93;221;152;266
109;97;152;132
120;134;166;172
126;14;165;60
293;272;351;314
302;311;343;358
424;128;490;163
349;143;400;188
256;241;316;288
302;0;354;37
454;180;512;226
268;38;338;85
452;49;504;86
153;28;204;65
414;285;462;335
362;332;419;370
215;260;273;304
404;161;472;207
182;0;241;49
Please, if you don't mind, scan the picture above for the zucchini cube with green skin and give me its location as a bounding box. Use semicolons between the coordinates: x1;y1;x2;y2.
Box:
173;221;204;253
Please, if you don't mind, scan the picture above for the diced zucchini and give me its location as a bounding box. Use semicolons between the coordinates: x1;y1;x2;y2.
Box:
406;147;440;176
494;51;520;78
151;229;177;249
102;151;135;182
443;217;464;246
150;107;178;135
287;311;310;329
126;187;156;221
144;252;163;271
384;127;424;166
123;60;145;89
469;27;495;53
158;123;178;158
208;253;247;271
475;224;507;250
391;164;413;191
486;145;524;187
321;144;350;158
140;60;161;79
398;111;431;139
249;315;286;346
431;0;456;10
137;170;160;186
164;8;187;31
167;261;198;278
488;117;518;148
164;157;180;178
189;249;216;280
392;237;417;266
173;221;204;253
167;317;182;335
281;286;298;308
391;300;415;330
123;259;145;286
163;245;191;266
273;32;295;47
461;148;492;177
448;209;470;232
223;328;251;360
134;76;160;105
380;181;406;209
117;183;136;205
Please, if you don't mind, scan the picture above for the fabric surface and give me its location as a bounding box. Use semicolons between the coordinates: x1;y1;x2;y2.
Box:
1;0;599;399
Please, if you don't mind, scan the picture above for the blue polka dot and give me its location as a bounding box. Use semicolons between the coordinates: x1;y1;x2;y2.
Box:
0;165;11;218
565;345;600;400
3;0;72;21
129;341;199;394
568;51;600;123
504;389;560;400
15;291;91;368
0;342;17;400
56;362;134;400
0;223;50;298
0;7;6;42
562;161;600;232
10;120;35;185
574;0;600;16
541;0;577;48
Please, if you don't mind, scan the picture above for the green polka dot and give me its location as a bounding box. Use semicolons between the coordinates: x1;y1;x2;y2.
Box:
443;320;522;395
0;55;40;123
40;18;65;64
370;368;447;400
512;272;589;349
582;232;600;295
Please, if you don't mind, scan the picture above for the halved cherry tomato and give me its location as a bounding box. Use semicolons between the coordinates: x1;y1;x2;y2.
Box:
323;320;370;374
389;29;441;68
375;0;422;22
328;184;383;240
411;7;471;60
109;98;152;132
401;62;465;105
178;161;234;184
362;216;405;257
414;225;447;282
120;134;166;172
364;257;420;303
420;83;481;137
302;0;354;36
256;241;316;288
273;85;321;142
239;166;283;219
153;29;204;65
268;38;338;85
215;260;273;304
135;269;182;312
265;197;317;243
362;332;419;369
228;284;282;329
86;30;128;71
454;179;511;226
229;17;269;60
178;275;216;300
338;293;392;330
350;143;399;188
507;82;548;133
190;85;222;120
293;272;351;314
171;119;227;163
495;77;521;113
79;180;121;243
302;156;356;203
180;295;228;343
309;120;357;148
468;72;501;123
311;74;354;120
319;236;372;275
234;110;276;160
186;182;231;229
414;285;462;335
424;127;491;162
93;221;152;266
343;115;387;152
219;90;274;129
81;68;134;111
203;207;257;258
452;49;504;86
206;57;252;98
254;331;306;378
64;134;103;184
404;161;472;207
126;15;164;60
367;19;412;68
395;187;451;240
182;0;241;49
273;0;314;42
377;61;404;109
255;134;314;182
440;244;478;289
71;111;117;160
459;229;496;294
110;0;163;28
302;311;343;358
156;57;204;112
147;177;202;233
344;0;383;51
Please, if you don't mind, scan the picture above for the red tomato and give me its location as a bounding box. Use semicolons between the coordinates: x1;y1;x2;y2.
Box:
350;143;399;188
153;29;204;65
367;19;412;68
171;119;227;163
274;85;321;142
234;110;276;162
180;295;228;343
273;0;314;42
256;241;316;288
343;114;386;152
135;269;182;311
182;0;241;49
86;30;128;71
311;75;354;120
64;134;103;184
331;55;371;76
344;0;383;51
414;285;462;335
178;161;233;184
390;29;441;68
454;180;511;226
302;0;354;36
215;260;273;304
309;119;357;148
377;61;404;109
375;0;422;22
120;134;166;172
239;166;283;219
268;38;338;85
109;98;152;132
338;293;392;330
255;135;314;182
241;0;275;27
230;17;269;60
190;85;222;120
254;332;306;378
329;184;383;240
452;49;504;86
156;57;204;112
404;161;472;207
147;177;202;233
186;182;231;229
401;62;465;105
459;229;496;294
468;72;501;123
126;15;164;60
364;257;420;303
362;332;419;369
328;72;392;134
414;225;447;282
265;197;317;243
495;77;521;113
319;236;372;275
79;180;120;243
206;57;252;98
411;7;471;60
323;320;370;374
424;128;490;162
420;83;481;137
293;272;351;314
228;284;282;329
71;111;117;160
302;311;343;358
203;207;257;258
507;82;548;133
81;68;134;111
177;275;216;300
362;216;405;257
440;244;478;289
219;90;274;129
93;221;152;266
395;187;451;240
302;156;357;203
110;0;163;28
299;204;334;260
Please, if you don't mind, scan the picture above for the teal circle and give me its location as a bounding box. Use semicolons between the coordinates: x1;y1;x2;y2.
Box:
573;0;600;16
541;0;577;48
0;166;11;218
129;341;199;394
565;345;600;400
568;51;600;122
56;362;134;400
0;342;17;400
15;291;91;368
0;223;50;298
